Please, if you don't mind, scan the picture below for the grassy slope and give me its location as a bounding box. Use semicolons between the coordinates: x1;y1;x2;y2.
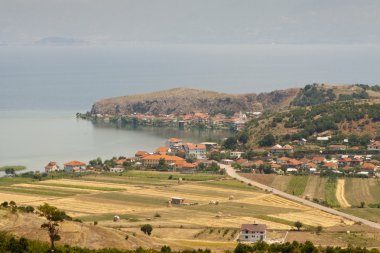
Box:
324;177;340;208
285;175;309;196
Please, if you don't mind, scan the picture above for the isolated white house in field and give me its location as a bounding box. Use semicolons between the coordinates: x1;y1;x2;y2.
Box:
238;224;267;243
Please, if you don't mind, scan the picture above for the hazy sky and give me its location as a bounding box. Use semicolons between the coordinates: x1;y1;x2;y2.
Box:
1;0;380;44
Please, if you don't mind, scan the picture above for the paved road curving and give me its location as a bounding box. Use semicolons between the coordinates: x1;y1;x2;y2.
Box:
220;164;380;230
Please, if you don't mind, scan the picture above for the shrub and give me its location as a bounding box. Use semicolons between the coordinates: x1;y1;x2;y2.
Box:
141;224;153;236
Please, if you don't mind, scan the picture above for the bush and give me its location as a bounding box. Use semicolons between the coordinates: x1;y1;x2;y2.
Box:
140;224;153;236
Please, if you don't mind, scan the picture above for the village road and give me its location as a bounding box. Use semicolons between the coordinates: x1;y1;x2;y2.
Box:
220;164;380;230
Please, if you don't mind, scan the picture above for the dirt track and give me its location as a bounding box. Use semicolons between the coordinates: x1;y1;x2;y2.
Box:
336;179;351;208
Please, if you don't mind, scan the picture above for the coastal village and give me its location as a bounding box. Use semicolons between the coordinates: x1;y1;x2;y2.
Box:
79;111;262;131
44;138;380;178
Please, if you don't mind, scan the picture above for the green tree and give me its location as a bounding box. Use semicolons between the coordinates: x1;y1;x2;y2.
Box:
37;203;66;252
294;220;303;231
5;168;15;175
223;137;238;150
140;224;153;236
259;134;276;147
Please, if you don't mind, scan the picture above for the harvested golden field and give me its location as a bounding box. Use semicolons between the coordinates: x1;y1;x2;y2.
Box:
0;171;369;250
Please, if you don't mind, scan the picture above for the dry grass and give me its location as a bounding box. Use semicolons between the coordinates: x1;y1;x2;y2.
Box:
0;172;361;250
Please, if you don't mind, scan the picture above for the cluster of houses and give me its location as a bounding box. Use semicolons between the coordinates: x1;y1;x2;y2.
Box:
91;111;261;131
231;144;380;177
44;138;212;174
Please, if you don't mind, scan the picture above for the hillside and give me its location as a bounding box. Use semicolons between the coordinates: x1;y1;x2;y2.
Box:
244;84;380;146
90;88;299;115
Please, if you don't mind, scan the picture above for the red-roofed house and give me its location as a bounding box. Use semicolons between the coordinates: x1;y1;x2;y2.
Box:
368;141;380;151
135;151;150;158
270;144;294;153
44;161;60;173
362;163;378;171
183;143;206;159
64;160;86;172
322;162;338;169
166;138;183;148
142;154;185;168
312;156;326;164
155;147;170;155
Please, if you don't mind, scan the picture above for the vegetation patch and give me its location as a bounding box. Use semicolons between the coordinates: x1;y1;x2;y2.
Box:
324;177;340;208
0;166;26;172
285;176;309;196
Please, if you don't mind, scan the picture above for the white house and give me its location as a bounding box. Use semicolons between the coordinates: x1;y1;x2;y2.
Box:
110;167;124;173
182;143;206;159
368;141;380;151
44;161;60;173
230;151;245;159
238;224;267;243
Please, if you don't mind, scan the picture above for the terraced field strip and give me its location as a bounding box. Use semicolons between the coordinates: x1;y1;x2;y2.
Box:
39;179;129;191
325;177;340;208
345;178;376;206
236;174;276;186
41;183;124;191
239;194;309;211
270;175;292;192
269;209;352;227
338;208;380;223
85;192;169;206
76;175;176;186
285;175;309;196
124;171;224;181
0;192;53;204
302;176;327;199
171;215;290;230
182;201;300;217
0;186;77;197
335;179;350;208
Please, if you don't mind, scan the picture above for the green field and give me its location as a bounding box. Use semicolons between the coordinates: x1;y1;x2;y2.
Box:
324;177;340;208
285;175;309;196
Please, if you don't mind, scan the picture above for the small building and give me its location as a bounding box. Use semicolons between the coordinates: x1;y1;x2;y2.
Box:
135;151;150;158
166;138;183;148
171;197;185;205
155;147;171;155
286;168;298;174
221;159;234;165
63;161;86;172
238;224;267;243
368;141;380;151
230;151;245;159
44;161;60;173
110;167;124;173
270;144;294;153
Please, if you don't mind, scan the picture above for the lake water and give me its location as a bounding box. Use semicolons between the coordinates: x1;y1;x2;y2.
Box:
1;44;380;172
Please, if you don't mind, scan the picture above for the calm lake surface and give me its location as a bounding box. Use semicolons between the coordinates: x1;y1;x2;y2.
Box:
0;110;229;172
1;44;380;171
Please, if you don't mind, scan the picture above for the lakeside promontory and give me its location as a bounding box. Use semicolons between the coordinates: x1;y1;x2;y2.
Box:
90;87;299;116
